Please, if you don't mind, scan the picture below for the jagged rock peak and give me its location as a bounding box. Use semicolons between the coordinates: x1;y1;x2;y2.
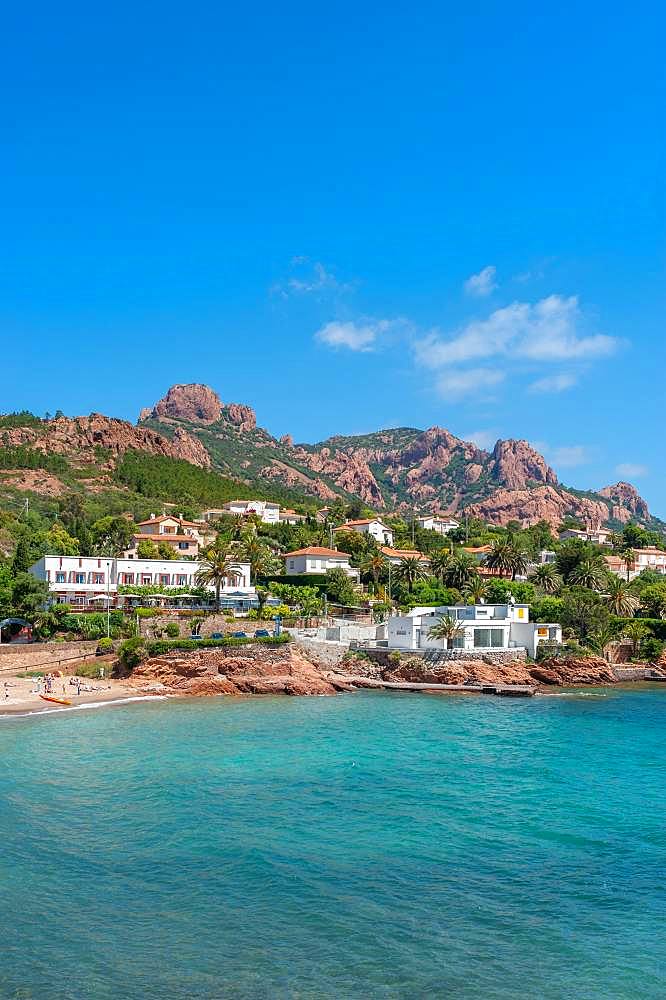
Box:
142;384;222;425
598;481;650;518
491;439;558;490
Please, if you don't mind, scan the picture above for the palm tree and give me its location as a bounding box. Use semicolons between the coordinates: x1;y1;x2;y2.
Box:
393;556;428;593
428;614;465;649
239;536;281;581
603;575;640;617
360;551;386;591
484;540;527;580
587;623;618;659
195;542;242;609
483;540;514;577
569;558;605;591
529;563;562;594
620;546;635;582
443;553;478;590
463;575;488;604
429;549;452;582
622;620;649;658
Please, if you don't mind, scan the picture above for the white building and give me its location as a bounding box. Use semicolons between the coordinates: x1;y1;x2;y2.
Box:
335;518;394;546
560;527;612;545
221;500;281;524
605;547;666;582
30;555;254;609
416;515;460;535
283;547;359;580
387;604;561;658
279;509;307;525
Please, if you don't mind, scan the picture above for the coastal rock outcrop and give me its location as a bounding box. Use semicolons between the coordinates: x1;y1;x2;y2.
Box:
129;644;340;697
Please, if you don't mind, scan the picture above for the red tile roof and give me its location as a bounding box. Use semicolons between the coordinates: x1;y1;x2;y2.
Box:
283;547;351;558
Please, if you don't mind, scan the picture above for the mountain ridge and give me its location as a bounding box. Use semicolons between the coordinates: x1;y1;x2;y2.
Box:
136;384;659;531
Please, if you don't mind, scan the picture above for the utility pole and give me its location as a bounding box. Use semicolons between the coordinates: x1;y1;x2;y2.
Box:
106;560;111;637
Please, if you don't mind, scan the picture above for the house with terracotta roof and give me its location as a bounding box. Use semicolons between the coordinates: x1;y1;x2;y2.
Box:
334;518;394;546
380;545;430;566
279;508;307;525
283;547;359;580
124;513;209;559
605;547;666;581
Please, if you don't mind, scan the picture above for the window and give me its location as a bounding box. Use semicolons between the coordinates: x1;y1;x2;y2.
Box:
55;572;66;584
176;575;187;585
93;573;104;584
178;542;189;550
75;573;85;584
160;575;170;585
289;560;295;570
456;607;474;620
473;628;504;648
141;575;152;585
537;627;548;637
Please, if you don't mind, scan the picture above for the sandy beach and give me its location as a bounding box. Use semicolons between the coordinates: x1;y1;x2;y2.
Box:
0;674;142;716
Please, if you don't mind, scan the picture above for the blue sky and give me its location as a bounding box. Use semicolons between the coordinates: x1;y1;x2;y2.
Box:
3;3;665;513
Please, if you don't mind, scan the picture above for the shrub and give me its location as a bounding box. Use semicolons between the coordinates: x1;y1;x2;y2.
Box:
96;637;114;655
135;607;162;619
145;634;292;656
117;637;147;673
388;650;402;664
165;622;180;638
639;637;664;663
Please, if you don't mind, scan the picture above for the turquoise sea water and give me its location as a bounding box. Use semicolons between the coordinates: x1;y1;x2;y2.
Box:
1;689;665;1000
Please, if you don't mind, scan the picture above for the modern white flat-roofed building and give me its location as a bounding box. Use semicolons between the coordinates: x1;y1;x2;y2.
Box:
416;515;460;535
283;547;359;580
387;603;561;658
334;518;394;546
30;555;253;608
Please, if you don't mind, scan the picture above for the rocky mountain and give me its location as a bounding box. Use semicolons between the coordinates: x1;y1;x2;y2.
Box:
134;384;660;530
0;384;658;530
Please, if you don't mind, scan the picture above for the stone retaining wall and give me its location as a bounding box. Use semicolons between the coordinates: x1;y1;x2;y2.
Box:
0;641;99;673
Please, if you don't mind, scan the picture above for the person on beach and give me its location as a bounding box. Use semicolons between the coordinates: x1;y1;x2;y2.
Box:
4;682;8;699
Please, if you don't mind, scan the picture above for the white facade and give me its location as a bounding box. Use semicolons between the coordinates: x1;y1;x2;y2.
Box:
30;555;253;607
387;604;561;658
221;500;281;524
416;515;460;535
283;548;359;580
335;519;394;546
559;527;612;545
606;547;666;581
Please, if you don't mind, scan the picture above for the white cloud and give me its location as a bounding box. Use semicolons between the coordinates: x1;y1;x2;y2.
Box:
547;445;590;468
528;373;577;394
435;368;505;399
616;463;648;478
272;259;350;298
315;318;395;352
462;429;499;450
464;265;497;297
415;295;621;368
